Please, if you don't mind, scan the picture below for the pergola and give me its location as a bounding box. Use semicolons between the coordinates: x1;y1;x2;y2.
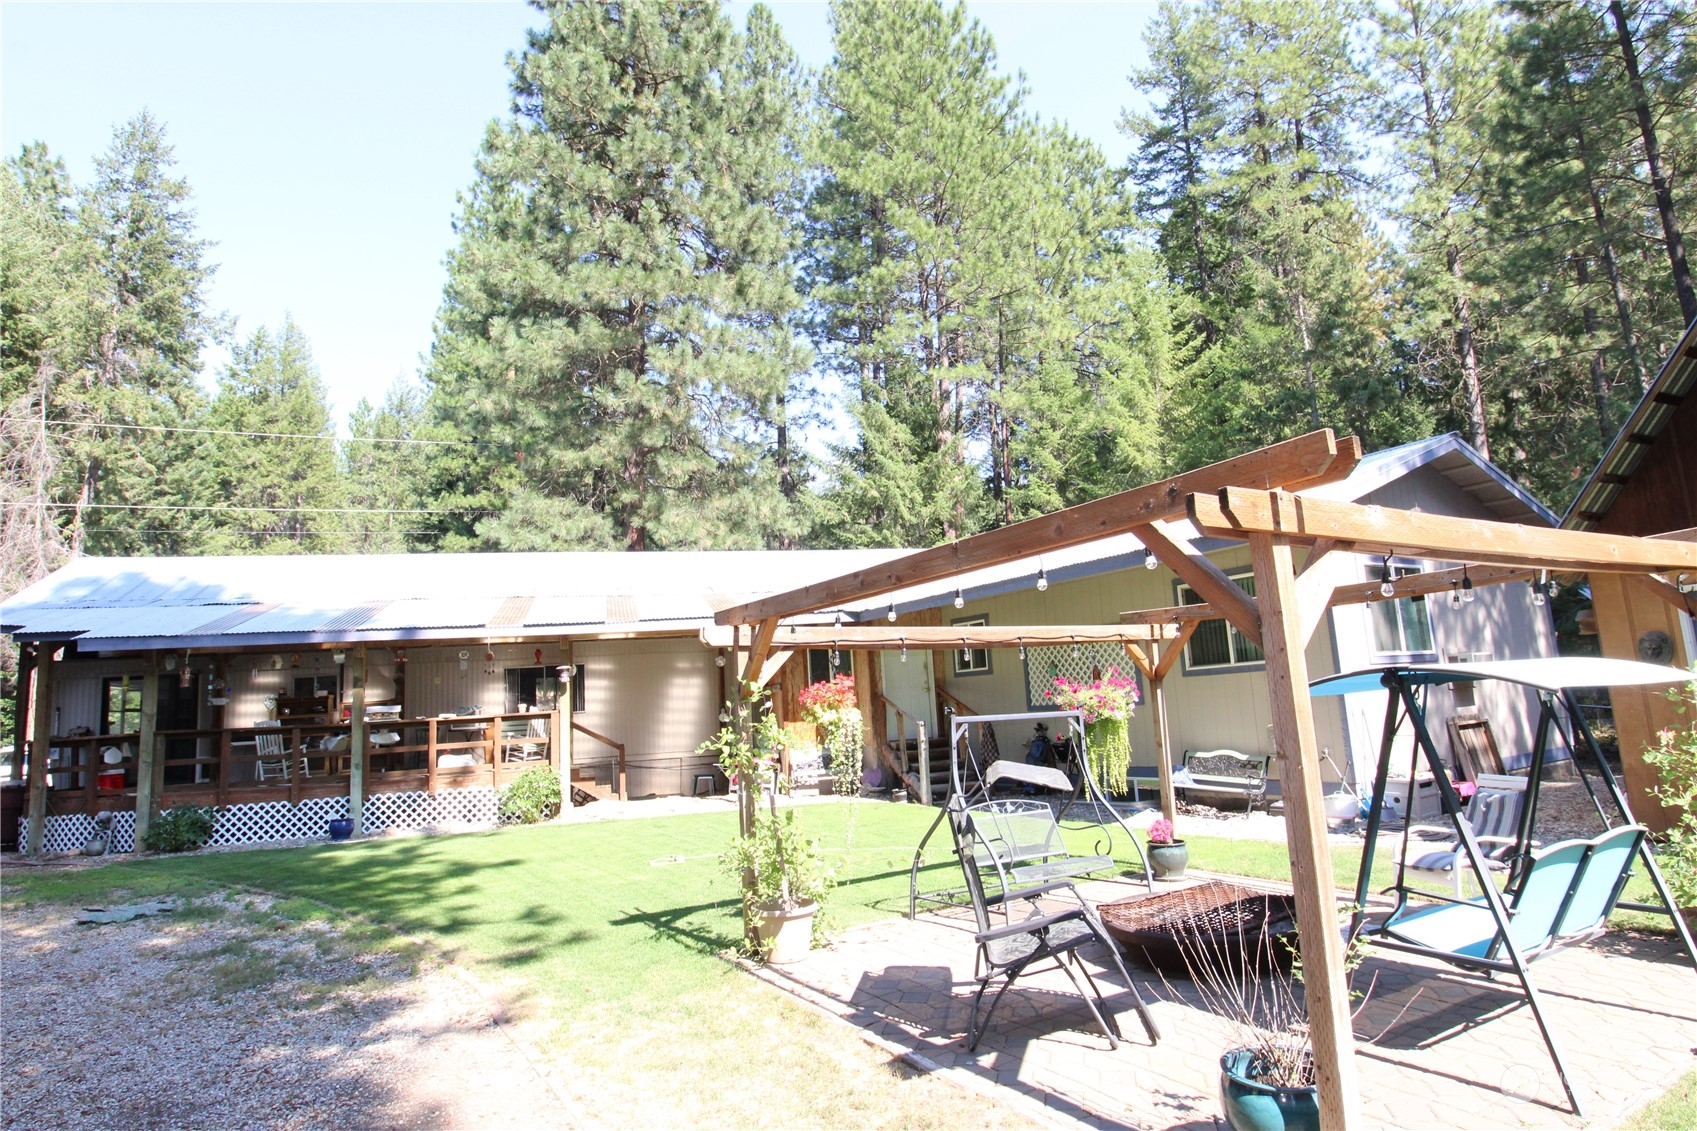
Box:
713;428;1697;1130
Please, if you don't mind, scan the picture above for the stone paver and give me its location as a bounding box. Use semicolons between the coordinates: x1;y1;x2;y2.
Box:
750;879;1697;1130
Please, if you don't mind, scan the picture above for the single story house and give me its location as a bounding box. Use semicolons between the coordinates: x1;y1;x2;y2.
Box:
2;432;1559;851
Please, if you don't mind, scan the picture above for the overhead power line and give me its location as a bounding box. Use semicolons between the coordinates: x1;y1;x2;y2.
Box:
44;419;479;447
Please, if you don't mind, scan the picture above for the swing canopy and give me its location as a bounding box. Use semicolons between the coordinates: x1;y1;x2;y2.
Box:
1310;655;1690;699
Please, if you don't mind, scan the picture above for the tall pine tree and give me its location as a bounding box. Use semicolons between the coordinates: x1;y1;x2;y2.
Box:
428;0;809;551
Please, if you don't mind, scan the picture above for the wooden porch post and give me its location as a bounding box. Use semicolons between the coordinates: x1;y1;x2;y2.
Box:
1250;532;1360;1130
556;640;573;802
349;647;367;835
853;649;876;783
1146;648;1177;822
24;647;54;855
8;644;31;782
134;659;161;840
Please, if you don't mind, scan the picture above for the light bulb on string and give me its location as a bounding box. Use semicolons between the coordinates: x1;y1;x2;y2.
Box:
1018;643;1026;662
900;640;908;663
953;588;965;610
1072;641;1081;658
962;646;971;665
1449;582;1462;610
830;648;841;669
886;603;898;622
1379;557;1396;599
1144;552;1159;570
1035;567;1048;592
1531;570;1549;607
1461;568;1475;603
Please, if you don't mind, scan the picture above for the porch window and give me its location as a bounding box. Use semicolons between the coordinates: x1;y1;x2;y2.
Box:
952;616;991;676
807;649;852;684
102;677;142;735
1370;563;1435;657
504;666;570;713
1178;573;1264;670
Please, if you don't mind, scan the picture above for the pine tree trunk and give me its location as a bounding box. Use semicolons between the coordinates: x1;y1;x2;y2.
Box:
1582;167;1650;392
1608;0;1697;325
1578;258;1613;441
1448;247;1489;457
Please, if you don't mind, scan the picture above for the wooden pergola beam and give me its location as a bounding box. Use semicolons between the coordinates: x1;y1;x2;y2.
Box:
714;430;1361;626
1124;564;1538;627
1134;520;1263;647
1191;489;1697;574
700;624;1179;651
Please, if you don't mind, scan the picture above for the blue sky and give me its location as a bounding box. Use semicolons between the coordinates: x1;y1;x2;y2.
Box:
2;2;1156;428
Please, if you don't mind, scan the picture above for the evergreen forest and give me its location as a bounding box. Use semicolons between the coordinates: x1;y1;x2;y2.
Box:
4;0;1694;604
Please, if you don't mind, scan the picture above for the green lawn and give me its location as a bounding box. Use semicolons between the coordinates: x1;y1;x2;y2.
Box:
2;801;1682;1126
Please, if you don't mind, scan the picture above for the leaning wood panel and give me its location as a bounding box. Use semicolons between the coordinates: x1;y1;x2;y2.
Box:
1194;488;1697;573
716;430;1357;624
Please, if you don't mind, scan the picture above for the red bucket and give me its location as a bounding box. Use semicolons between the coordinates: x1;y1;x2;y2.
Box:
96;769;126;791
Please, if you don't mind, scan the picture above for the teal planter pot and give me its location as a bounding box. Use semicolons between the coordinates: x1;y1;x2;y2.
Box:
1219;1048;1320;1131
1148;840;1188;880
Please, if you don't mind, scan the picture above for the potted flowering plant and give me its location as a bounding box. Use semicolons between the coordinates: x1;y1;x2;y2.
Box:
1051;668;1140;796
1146;816;1188;880
799;673;864;798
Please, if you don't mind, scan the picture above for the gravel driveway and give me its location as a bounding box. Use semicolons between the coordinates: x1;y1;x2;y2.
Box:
2;888;577;1131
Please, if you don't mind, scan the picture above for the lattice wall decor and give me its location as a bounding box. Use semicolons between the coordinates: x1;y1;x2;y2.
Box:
17;789;502;854
366;788;498;832
1024;643;1143;709
18;811;137;855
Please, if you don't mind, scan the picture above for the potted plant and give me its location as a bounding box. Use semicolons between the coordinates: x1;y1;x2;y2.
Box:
701;691;834;964
1051;668;1140;796
799;673;864;798
1147;817;1188;880
1174;904;1368;1131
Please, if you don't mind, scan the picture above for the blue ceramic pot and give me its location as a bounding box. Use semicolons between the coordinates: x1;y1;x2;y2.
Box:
1219;1048;1320;1131
1148;840;1189;880
327;818;354;842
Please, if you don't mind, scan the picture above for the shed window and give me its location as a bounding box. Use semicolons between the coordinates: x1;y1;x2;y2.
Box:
1178;573;1264;670
807;649;852;684
1370;564;1435;656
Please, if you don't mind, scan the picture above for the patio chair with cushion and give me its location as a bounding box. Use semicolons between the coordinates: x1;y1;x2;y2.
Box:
948;797;1160;1052
1404;773;1528;897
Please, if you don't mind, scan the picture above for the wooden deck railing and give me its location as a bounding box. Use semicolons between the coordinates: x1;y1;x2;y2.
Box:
872;694;931;803
31;712;560;813
571;722;627;800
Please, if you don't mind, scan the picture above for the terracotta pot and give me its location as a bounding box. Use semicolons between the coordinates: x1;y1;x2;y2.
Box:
754;898;818;964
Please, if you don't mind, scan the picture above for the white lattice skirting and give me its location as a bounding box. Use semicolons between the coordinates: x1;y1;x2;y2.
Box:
17;789;500;853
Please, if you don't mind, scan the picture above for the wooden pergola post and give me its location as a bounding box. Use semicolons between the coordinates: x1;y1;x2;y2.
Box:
1251;531;1362;1130
556;640;573;804
349;646;367;835
133;657;162;843
24;647;54;855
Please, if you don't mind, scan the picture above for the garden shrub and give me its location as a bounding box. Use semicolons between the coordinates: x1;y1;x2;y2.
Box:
499;766;562;824
141;805;217;853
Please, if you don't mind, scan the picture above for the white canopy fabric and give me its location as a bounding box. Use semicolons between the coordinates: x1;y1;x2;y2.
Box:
1310;656;1693;697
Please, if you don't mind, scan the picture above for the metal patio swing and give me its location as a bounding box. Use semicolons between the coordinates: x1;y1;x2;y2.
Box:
907;708;1155;919
1310;657;1697;1118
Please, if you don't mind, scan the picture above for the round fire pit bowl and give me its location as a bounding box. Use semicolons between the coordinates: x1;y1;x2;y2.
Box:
1097;880;1300;978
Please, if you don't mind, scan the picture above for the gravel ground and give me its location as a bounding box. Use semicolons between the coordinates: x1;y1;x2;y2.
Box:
1;888;577;1131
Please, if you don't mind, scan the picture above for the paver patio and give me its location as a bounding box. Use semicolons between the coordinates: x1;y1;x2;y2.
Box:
751;875;1697;1130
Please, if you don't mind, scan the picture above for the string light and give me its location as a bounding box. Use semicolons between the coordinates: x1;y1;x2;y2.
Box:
1449;582;1462;610
953;588;965;610
1461;568;1476;603
1072;641;1081;658
1018;643;1026;662
886;603;898;622
1036;567;1048;592
900;639;908;663
1379;557;1396;598
1144;552;1159;570
1531;570;1549;607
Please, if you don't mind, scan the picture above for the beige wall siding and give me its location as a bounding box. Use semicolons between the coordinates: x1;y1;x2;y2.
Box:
574;637;722;797
941;550;1344;789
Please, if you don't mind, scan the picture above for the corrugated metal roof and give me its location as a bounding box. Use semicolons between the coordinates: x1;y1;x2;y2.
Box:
1;549;909;649
1563;316;1697;531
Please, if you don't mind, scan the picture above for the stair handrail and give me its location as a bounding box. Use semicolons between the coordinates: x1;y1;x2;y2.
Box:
571;721;627;800
871;693;924;799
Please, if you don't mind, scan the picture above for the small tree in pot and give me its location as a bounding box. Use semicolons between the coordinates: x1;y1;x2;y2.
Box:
701;689;833;963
